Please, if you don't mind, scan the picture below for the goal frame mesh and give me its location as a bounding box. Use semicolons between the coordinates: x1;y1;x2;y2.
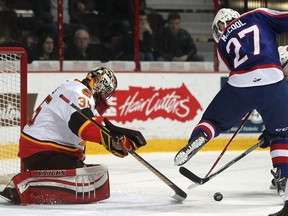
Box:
0;47;27;184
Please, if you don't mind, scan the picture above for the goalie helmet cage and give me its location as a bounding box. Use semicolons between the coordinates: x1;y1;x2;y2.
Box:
0;47;27;185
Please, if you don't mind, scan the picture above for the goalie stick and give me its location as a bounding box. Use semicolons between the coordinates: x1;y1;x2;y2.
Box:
59;94;187;202
179;140;264;188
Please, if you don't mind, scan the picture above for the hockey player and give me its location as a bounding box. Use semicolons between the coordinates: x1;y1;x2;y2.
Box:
0;67;146;205
173;8;288;216
262;45;288;195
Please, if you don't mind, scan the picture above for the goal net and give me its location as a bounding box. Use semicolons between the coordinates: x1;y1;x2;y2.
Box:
0;47;27;185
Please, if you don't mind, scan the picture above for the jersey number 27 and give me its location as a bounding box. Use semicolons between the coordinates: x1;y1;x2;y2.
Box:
226;25;260;68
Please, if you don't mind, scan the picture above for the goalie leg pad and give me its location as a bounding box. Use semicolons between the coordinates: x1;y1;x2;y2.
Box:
12;165;110;205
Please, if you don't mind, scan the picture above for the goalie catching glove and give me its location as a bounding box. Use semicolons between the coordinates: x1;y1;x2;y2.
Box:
100;118;147;157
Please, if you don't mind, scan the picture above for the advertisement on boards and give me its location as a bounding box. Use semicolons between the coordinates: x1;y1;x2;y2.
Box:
26;72;261;141
27;72;219;140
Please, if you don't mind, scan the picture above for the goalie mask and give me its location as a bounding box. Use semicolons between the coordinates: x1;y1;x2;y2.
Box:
212;8;240;43
85;67;117;101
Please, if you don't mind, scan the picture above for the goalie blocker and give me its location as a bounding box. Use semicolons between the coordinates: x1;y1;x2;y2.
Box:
1;165;110;205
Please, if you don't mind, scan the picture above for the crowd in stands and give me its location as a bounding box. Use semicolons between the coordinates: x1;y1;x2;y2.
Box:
0;0;205;63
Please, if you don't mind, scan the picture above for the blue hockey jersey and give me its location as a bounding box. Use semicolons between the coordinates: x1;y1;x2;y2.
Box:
217;8;288;87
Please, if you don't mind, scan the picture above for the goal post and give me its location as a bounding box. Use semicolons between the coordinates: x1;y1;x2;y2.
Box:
0;47;27;184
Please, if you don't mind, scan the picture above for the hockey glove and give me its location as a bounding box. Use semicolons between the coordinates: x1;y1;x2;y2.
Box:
103;118;146;149
100;130;137;158
258;130;270;148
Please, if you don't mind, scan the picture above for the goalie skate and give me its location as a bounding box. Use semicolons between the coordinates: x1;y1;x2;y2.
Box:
174;132;208;166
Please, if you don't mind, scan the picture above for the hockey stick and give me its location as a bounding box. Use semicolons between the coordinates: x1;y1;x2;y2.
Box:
59;94;187;202
179;140;264;188
204;112;251;178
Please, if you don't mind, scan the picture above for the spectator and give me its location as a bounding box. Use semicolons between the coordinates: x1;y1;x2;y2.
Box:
64;28;91;60
139;10;154;61
64;28;112;61
69;0;101;42
0;1;33;63
0;0;8;11
32;0;87;43
70;0;96;25
95;0;134;60
0;1;19;44
71;0;87;21
155;12;204;62
32;34;58;60
95;0;133;35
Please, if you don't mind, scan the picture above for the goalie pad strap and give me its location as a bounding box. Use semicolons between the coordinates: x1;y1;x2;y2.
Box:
12;165;110;204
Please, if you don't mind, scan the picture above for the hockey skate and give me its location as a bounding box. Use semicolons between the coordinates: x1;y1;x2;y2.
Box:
174;132;208;166
277;177;287;197
270;178;277;190
269;201;288;216
0;187;20;204
271;168;287;197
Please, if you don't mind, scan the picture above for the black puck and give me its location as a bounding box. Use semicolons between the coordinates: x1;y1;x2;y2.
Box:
213;192;223;201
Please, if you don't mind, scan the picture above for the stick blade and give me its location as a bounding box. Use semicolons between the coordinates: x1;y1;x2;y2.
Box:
179;167;205;185
171;192;187;202
187;183;199;190
170;185;187;202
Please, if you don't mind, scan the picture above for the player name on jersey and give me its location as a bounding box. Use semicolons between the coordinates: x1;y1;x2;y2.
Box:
221;20;247;42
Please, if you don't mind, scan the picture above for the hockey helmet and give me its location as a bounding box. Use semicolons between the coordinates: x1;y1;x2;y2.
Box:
212;8;240;42
85;67;118;101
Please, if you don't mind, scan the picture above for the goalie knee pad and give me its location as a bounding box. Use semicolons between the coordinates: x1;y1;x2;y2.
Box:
12;165;110;205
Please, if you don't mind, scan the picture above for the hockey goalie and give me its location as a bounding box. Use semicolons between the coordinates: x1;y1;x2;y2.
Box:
0;67;146;205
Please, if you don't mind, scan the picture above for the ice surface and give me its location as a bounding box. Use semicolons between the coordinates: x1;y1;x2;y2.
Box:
0;151;283;216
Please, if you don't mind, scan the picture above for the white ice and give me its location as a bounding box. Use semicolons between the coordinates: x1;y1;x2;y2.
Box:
0;151;283;216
